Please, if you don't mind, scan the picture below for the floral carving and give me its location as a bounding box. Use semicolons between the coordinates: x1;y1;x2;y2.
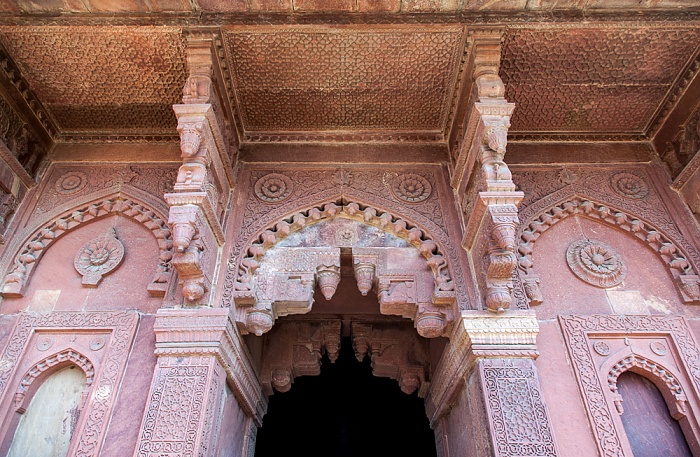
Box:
390;173;432;203
611;172;649;199
593;341;610;356
74;229;125;287
254;173;293;203
55;171;88;195
480;358;558;457
566;240;627;288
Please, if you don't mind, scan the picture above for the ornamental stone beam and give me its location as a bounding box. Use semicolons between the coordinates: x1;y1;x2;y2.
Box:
453;29;523;313
167;34;236;306
134;307;266;457
426;311;560;457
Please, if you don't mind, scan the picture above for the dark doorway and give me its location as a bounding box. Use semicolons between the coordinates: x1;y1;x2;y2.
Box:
618;371;692;457
254;337;437;457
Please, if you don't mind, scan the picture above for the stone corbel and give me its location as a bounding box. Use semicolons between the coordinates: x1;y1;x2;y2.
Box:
350;322;430;396
261;320;342;395
352;253;377;296
676;274;700;305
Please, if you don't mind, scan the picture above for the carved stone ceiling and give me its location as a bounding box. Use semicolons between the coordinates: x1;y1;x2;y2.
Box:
502;26;700;136
0;26;187;137
223;26;465;141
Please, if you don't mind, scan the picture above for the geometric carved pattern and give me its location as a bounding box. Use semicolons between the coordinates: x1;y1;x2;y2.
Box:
1;193;173;298
0;311;138;457
480;358;558;457
502;27;700;133
150;367;208;443
0;26;187;133
560;315;700;457
565;239;627;288
223;27;464;134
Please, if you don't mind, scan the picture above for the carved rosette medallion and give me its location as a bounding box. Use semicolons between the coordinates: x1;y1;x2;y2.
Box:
566;240;627;288
74;230;125;287
651;341;668;356
390;173;432;203
611;172;649;199
55;171;87;195
593;341;610;356
254;173;293;203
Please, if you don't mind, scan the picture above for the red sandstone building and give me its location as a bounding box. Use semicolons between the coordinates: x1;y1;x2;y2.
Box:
0;2;697;456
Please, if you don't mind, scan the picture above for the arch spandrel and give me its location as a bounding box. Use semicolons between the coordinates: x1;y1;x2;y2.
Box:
514;193;700;308
0;187;174;299
225;198;459;339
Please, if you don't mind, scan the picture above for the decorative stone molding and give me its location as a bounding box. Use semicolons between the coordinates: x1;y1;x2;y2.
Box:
0;311;138;457
167;103;233;305
565;239;627;288
351;322;430;396
0;190;18;244
560;315;700;457
516;197;700;306
0;193;174;298
260;320;341;395
73;228;125;287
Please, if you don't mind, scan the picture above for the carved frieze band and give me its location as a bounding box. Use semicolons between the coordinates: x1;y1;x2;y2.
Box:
560;315;700;457
0;193;174;298
0;311;138;457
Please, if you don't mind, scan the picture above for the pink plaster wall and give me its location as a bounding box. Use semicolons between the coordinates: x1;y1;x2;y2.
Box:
532;215;691;320
101;314;157;457
1;215;162;315
536;321;598;457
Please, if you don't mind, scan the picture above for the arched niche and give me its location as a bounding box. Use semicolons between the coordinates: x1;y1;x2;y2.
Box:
0;187;174;300
230;206;458;339
515;195;700;308
2;356;92;457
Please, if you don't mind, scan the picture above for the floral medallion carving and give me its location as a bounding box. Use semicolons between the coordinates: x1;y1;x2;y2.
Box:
254;173;293;203
390;173;432;203
593;341;610;356
74;229;125;287
650;341;668;356
55;171;88;195
610;172;649;199
566;240;627;288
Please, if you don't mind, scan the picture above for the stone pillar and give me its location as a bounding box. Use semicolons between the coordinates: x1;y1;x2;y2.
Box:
133;308;265;457
167;33;236;306
426;311;559;457
453;30;524;313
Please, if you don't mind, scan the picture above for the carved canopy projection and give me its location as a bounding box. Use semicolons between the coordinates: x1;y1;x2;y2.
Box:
222;26;465;142
502;27;700;137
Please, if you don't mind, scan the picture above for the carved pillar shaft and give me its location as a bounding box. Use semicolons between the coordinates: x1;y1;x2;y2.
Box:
427;311;559;457
134;308;265;457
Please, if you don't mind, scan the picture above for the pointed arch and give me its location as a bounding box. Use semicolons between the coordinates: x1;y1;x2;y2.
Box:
12;349;95;413
0;186;174;298
516;194;700;306
229;197;456;303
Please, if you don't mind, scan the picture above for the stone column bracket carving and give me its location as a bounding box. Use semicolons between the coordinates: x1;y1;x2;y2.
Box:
350;322;430;397
352;253;378;296
676;274;700;304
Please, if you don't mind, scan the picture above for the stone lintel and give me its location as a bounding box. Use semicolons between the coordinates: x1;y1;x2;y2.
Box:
153;307;267;424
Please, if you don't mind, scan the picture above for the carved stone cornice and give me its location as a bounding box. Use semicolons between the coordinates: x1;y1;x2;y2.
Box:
153;307;267;424
426;310;539;425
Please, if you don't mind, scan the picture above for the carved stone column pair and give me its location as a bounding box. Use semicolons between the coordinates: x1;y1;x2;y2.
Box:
133;308;265;457
427;311;559;457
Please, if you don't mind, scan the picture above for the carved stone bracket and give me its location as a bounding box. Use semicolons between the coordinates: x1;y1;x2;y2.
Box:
235;245;455;339
167;103;233;306
351;322;430;396
260;320;341;395
135;307;266;457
